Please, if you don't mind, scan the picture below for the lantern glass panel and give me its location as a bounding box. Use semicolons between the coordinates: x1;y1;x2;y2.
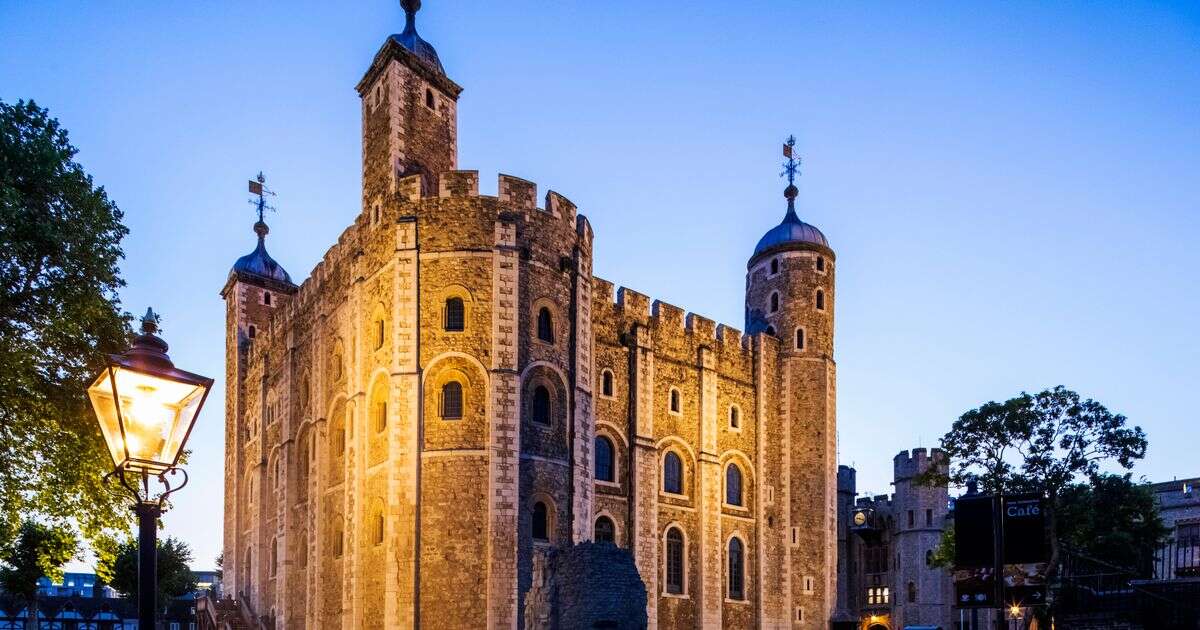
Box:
87;365;207;472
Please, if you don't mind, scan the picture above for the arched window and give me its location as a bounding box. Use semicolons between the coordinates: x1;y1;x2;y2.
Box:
374;400;387;432
665;527;684;594
373;511;385;545
726;463;743;506
601;370;614;397
248;325;257;339
770;258;779;275
816;289;825;311
444;297;464;331
795;327;805;350
244;548;252;588
532;501;549;541
537;307;554;343
425;88;435;109
270;538;277;576
728;537;745;600
663;452;683;495
816;256;825;272
669;388;681;414
441;381;463;419
729;406;740;429
595;436;615;482
595;516;615;544
532;385;551;425
907;581;917;603
770;292;780;313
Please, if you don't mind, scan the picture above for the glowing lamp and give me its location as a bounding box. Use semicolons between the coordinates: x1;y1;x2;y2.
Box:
88;308;212;475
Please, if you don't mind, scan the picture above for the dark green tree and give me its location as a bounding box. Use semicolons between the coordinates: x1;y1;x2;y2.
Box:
920;386;1148;572
1057;473;1169;577
0;520;77;600
0;99;132;545
0;520;78;625
102;536;197;611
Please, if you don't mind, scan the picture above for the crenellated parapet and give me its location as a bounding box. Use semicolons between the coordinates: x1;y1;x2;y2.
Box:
893;447;948;483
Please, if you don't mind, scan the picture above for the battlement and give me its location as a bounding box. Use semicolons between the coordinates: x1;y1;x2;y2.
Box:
856;494;894;508
596;277;752;352
838;465;857;494
395;170;583;230
893;447;948;481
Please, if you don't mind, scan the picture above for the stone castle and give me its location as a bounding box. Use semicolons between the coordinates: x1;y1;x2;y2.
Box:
220;2;838;627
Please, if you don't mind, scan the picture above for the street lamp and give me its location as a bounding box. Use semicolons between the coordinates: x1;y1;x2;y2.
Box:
88;308;212;629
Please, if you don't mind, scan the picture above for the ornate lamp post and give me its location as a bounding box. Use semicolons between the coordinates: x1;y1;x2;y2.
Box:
87;308;213;629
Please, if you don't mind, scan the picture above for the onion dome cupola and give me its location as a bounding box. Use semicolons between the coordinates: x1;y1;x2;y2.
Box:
750;136;832;266
232;220;292;285
391;0;446;75
228;173;296;290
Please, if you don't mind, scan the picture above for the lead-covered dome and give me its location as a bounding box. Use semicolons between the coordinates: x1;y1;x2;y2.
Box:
754;207;829;254
391;0;445;74
232;221;293;284
752;181;830;260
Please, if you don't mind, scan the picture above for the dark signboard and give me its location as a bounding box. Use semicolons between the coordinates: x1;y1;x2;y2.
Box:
953;493;1049;609
1002;494;1047;564
954;494;995;568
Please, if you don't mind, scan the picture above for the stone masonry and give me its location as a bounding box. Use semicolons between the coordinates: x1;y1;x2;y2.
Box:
220;4;839;628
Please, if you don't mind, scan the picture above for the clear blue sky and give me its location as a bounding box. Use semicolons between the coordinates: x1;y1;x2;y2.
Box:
3;1;1198;571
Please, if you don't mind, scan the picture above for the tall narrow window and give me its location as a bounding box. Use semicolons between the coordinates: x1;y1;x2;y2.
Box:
669;388;681;414
248;325;257;339
441;381;463;419
595;436;614;482
770;292;780;313
795;328;805;350
728;538;745;600
532;385;551;425
270;538;277;576
926;509;933;526
729;406;740;429
263;291;271;306
537;307;554;343
444;297;464;331
770;258;779;274
425;88;435;109
532;501;549;541
595;516;615;543
665;527;684;594
907;581;917;603
373;512;385;545
374;400;387;432
816;289;825;311
816;256;825;272
374;318;385;348
663;452;683;494
601;370;614;397
726;464;743;506
333;527;343;558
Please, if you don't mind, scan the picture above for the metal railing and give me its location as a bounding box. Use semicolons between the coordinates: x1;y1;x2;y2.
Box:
1153;540;1200;580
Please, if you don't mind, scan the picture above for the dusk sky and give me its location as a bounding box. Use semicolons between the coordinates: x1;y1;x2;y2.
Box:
2;1;1197;571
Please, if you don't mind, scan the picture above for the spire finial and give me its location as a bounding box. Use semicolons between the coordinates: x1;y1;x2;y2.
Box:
780;135;801;218
402;0;421;28
141;307;159;335
248;172;276;240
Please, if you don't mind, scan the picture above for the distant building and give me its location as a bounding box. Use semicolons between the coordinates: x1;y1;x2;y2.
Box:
36;572;117;599
1150;477;1200;580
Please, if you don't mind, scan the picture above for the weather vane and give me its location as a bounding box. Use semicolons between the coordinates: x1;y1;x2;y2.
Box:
781;135;801;185
248;171;277;223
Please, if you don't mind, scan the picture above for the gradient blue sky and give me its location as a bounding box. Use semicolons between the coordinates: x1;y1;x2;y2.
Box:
3;1;1198;571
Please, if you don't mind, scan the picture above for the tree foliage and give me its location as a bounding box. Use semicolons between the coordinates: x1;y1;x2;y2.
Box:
0;520;78;600
921;386;1146;497
921;386;1149;574
1057;473;1170;578
0;99;132;544
102;536;197;611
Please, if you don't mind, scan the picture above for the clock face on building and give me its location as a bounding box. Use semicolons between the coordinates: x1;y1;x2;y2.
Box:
853;511;867;526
